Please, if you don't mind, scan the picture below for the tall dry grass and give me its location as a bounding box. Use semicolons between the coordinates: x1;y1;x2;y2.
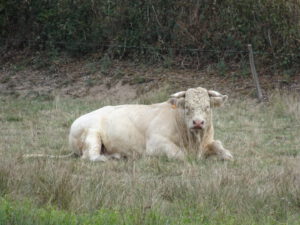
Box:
0;91;299;224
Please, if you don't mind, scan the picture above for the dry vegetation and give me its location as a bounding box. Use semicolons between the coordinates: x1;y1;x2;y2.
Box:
0;90;299;224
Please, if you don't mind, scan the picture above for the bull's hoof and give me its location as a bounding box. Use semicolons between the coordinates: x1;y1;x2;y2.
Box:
108;153;122;160
220;152;234;161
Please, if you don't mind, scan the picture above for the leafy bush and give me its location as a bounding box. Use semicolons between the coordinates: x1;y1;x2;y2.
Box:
0;0;299;70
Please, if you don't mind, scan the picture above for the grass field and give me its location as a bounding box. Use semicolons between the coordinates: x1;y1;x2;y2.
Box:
0;90;299;225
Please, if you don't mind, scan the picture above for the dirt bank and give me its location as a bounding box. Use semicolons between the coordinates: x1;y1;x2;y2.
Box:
1;52;299;101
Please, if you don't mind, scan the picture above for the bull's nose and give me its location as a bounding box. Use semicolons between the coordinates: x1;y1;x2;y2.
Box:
193;119;205;129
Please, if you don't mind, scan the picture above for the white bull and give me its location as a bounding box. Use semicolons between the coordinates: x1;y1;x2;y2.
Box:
69;87;233;161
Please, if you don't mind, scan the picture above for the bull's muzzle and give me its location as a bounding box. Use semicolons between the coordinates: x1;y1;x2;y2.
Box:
192;119;205;129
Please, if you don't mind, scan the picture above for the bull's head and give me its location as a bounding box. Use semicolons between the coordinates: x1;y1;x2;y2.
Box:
169;87;228;132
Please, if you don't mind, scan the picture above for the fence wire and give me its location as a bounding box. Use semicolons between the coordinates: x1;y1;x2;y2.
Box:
2;37;300;57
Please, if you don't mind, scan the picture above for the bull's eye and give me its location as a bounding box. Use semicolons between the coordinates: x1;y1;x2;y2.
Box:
185;107;191;115
205;106;210;112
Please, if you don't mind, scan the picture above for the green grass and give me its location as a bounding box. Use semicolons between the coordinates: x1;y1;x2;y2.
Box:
0;91;299;225
0;198;170;225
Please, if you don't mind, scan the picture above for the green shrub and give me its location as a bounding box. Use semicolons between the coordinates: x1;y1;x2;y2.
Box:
0;0;299;71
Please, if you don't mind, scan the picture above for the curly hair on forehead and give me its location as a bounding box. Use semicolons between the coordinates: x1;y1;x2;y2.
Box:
185;88;210;107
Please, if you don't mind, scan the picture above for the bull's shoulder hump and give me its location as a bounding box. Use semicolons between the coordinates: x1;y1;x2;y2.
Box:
151;102;169;107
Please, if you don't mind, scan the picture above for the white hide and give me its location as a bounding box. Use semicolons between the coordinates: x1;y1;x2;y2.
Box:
69;87;233;161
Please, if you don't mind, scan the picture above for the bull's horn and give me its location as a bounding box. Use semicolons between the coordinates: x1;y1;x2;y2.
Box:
170;91;186;98
208;90;223;97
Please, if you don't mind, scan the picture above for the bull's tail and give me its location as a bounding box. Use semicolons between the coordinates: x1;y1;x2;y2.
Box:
23;152;77;159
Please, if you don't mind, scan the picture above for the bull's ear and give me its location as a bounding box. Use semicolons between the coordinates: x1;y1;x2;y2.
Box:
168;97;185;109
170;91;186;98
208;90;228;107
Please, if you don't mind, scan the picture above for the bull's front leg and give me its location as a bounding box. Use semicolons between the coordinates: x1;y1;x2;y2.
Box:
146;135;185;160
202;140;233;160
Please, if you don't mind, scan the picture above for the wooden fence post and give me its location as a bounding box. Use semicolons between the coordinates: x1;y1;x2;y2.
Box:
248;44;263;102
